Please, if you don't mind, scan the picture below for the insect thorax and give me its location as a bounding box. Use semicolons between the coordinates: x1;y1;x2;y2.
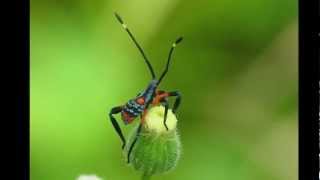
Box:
141;79;158;102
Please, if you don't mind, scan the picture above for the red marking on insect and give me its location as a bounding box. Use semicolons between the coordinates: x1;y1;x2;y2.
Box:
152;92;169;105
136;97;145;105
121;111;134;124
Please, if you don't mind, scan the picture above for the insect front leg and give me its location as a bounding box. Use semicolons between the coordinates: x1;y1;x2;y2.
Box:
160;97;170;131
168;91;181;114
109;106;126;149
155;91;181;131
159;91;181;131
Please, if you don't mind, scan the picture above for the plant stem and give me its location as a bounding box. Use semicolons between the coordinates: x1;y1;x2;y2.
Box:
141;173;151;180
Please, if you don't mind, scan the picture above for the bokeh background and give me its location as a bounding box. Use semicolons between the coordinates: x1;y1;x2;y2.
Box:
31;0;298;179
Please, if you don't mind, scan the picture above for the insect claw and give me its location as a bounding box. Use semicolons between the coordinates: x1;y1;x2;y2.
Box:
127;151;132;164
164;123;169;131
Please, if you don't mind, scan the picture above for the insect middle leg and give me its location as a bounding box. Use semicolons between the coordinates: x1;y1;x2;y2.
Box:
109;106;126;149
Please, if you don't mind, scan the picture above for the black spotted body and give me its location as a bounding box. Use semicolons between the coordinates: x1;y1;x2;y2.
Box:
121;79;158;124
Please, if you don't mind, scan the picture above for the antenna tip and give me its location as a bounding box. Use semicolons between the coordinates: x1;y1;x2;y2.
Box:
175;36;183;44
114;12;124;24
172;36;183;47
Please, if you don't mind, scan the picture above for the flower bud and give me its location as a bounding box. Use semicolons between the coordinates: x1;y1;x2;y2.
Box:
124;105;181;177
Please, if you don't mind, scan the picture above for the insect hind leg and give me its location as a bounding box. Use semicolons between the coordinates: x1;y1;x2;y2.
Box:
109;106;126;149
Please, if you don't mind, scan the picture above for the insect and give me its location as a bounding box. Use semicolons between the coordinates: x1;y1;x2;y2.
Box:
109;12;183;163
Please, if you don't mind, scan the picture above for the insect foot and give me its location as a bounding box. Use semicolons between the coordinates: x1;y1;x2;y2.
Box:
124;105;181;179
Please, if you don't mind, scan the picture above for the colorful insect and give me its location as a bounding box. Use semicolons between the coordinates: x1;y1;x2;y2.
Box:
109;12;183;163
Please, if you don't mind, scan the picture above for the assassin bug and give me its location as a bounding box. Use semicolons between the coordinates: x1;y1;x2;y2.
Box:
109;12;183;163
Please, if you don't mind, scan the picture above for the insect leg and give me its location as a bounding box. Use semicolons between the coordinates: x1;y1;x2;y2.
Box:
127;123;143;164
109;106;126;149
168;91;181;114
160;97;170;131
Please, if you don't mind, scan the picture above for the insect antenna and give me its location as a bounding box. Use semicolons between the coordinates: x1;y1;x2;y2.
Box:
157;37;183;85
114;12;156;79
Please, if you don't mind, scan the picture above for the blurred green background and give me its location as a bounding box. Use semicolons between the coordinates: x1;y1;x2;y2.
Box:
31;0;297;179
